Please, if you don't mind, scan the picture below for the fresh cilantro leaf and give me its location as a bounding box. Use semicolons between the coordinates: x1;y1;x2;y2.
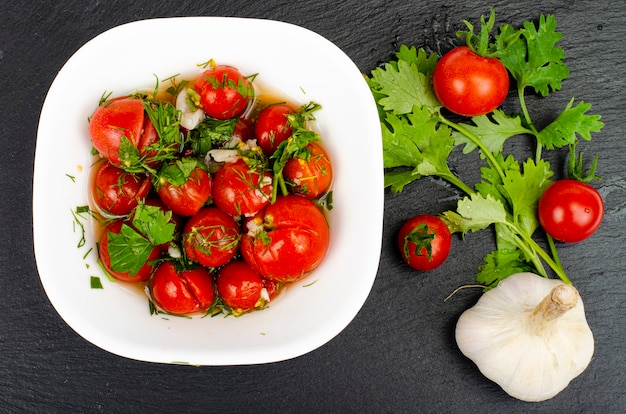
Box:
501;158;553;235
476;249;533;288
369;57;441;115
537;98;604;150
159;157;199;187
132;204;176;246
381;106;467;192
498;15;569;96
384;170;419;194
440;193;507;234
107;224;155;276
453;110;531;155
395;45;439;74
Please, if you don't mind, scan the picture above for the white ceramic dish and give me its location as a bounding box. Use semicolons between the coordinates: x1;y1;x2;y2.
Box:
33;17;383;365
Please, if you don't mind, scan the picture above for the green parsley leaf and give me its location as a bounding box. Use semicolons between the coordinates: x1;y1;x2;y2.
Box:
537;98;604;150
476;249;533;288
369;56;441;115
453;110;531;155
498;15;569;96
132;204;176;246
90;276;104;289
501;159;553;235
107;224;155;276
158;157;199;187
441;193;507;235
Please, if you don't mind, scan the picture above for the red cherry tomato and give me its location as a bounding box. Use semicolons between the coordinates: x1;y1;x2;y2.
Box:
216;261;266;312
241;195;330;283
92;161;151;217
157;163;212;216
194;65;253;120
98;220;161;282
538;179;604;243
432;46;509;117
253;104;295;154
212;159;272;217
150;261;215;315
183;207;241;268
89;98;149;167
283;142;333;198
397;215;451;271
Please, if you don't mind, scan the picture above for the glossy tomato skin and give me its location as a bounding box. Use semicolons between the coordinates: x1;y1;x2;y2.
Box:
432;46;509;117
150;261;215;315
194;65;253;120
92;161;151;217
241;195;330;283
538;179;604;243
397;215;452;271
212;159;272;217
283;142;333;198
216;261;265;312
89;98;146;166
98;220;161;282
183;207;241;268
253;104;294;154
157;166;212;216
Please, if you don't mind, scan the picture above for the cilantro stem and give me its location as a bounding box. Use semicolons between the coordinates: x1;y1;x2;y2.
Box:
506;222;571;284
516;85;543;163
439;172;474;196
439;115;506;181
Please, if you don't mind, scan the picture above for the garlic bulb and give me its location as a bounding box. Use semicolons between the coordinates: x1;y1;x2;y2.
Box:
455;272;594;402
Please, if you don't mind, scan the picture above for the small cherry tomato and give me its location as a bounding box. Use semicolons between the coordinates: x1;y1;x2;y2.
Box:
194;65;253;120
98;220;161;282
92;161;151;217
212;159;272;217
253;104;295;154
216;261;266;313
241;195;330;282
397;214;451;271
150;261;215;315
538;179;604;243
183;207;241;268
89;97;151;167
156;160;212;216
432;46;509;117
283;142;332;198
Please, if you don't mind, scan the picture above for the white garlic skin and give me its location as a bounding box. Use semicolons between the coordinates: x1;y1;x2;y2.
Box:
455;272;594;402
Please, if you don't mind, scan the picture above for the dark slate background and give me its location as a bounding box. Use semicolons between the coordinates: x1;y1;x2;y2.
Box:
1;0;624;412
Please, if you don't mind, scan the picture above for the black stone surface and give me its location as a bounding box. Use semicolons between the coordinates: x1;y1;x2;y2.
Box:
1;0;624;412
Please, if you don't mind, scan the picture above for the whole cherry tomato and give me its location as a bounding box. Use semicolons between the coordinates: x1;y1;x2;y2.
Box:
89;97;152;167
216;260;267;313
156;159;212;216
194;65;254;120
241;195;330;282
432;46;509;117
183;207;241;268
538;179;604;243
92;161;151;217
98;220;161;282
253;104;295;154
397;214;452;271
283;142;333;198
212;159;272;217
150;261;215;315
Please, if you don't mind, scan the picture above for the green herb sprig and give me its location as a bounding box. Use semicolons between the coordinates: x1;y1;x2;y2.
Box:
368;10;603;288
